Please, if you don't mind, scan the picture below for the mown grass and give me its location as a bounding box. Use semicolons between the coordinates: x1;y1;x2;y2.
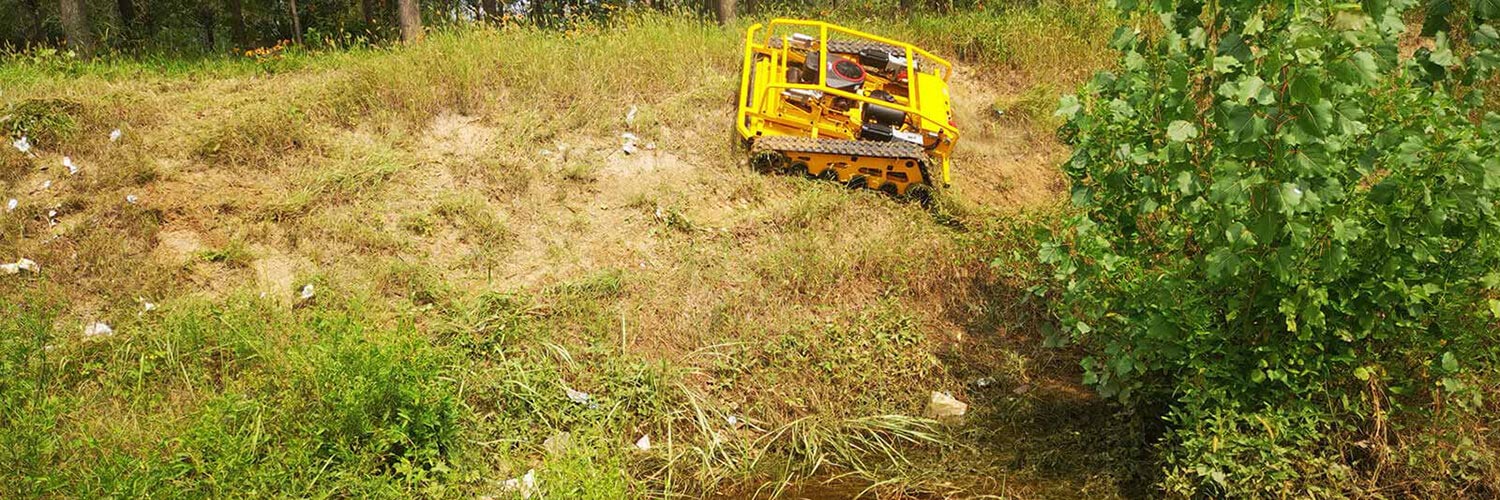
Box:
0;6;1133;498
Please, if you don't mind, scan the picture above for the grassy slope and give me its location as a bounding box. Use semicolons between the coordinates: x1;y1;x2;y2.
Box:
0;7;1127;498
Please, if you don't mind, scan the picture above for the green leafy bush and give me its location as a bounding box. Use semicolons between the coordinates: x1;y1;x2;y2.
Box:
1041;0;1500;494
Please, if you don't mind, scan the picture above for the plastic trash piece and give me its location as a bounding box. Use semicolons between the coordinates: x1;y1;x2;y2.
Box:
924;391;968;421
299;284;315;301
13;136;30;154
542;431;572;456
634;435;651;451
126;194;139;204
16;258;37;273
84;321;114;339
565;387;592;405
110;129;123;142
63;156;77;175
620;132;641;155
5;198;15;212
498;469;537;499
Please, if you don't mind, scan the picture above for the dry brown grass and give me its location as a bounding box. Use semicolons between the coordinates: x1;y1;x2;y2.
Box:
0;12;1129;498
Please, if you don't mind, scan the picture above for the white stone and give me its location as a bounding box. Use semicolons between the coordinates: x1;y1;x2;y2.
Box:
924;391;967;421
499;469;536;498
83;321;114;338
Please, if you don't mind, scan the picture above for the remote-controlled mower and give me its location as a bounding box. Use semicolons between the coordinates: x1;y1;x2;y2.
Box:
736;19;959;204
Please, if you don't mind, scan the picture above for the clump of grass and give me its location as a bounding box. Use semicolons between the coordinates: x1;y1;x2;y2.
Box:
197;240;253;267
994;82;1062;126
870;1;1116;85
1;98;83;147
195;102;316;168
377;258;452;307
433;192;510;243
0;297;467;497
267;140;404;219
399;211;436;235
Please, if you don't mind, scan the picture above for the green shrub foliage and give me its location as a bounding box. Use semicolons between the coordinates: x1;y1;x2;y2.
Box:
1043;0;1500;494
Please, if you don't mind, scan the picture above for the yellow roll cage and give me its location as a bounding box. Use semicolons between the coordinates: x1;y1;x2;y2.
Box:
736;19;960;184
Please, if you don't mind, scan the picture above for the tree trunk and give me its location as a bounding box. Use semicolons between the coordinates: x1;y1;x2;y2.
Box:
397;0;422;43
226;0;247;47
198;5;216;51
711;0;735;25
480;0;498;23
116;0;136;37
59;0;95;58
288;0;304;44
24;0;45;44
361;0;375;27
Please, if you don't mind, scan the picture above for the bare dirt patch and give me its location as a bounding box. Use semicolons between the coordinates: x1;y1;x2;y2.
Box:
426;113;496;160
251;251;303;301
154;229;206;263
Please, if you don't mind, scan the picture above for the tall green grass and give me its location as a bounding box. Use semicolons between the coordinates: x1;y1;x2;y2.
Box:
1;285;959;497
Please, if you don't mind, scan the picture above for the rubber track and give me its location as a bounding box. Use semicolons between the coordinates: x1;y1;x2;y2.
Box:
752;136;925;160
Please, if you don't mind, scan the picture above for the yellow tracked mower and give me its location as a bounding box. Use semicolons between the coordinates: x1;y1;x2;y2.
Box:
736;19;959;204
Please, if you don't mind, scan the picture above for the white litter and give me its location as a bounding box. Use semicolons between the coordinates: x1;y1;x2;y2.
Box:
645;142;656;151
47;210;57;227
542;431;572;456
924;391;968;421
126;194;139;204
39;179;51;190
0;263;16;275
110;129;123;142
973;377;995;388
299;284;315;301
63;156;77;175
16;258;37;273
626;105;638;125
726;415;740;427
634;434;651;451
499;469;537;499
621;132;641;155
5;198;15;212
83;321;114;339
565;387;592;405
138;297;157;313
12;136;30;154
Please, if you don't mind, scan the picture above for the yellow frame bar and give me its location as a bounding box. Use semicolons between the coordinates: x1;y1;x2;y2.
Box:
736;20;960;142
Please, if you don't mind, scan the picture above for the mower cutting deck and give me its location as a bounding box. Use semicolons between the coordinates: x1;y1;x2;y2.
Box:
736;19;960;204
